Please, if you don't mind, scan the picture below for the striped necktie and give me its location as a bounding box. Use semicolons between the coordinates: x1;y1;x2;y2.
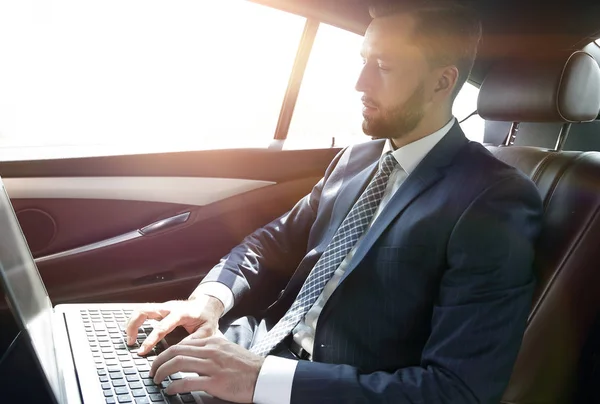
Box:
250;152;398;356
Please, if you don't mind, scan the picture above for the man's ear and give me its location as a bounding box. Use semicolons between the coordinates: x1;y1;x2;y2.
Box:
433;65;459;100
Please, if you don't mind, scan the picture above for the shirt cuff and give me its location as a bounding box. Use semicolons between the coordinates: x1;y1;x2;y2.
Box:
189;282;234;315
253;356;298;404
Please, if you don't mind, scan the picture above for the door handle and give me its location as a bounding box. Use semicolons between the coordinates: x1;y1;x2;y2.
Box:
139;212;190;235
36;212;191;263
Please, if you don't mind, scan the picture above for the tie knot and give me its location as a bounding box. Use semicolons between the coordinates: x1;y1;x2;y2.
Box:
379;152;398;176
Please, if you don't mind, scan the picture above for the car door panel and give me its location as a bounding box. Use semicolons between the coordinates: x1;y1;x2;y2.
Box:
0;148;337;180
29;177;318;306
11;198;189;256
0;148;340;310
4;176;275;206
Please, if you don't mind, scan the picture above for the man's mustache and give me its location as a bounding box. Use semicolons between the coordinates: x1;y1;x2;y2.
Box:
361;96;379;109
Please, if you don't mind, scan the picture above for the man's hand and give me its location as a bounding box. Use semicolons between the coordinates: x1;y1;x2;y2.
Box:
125;295;225;356
150;337;265;403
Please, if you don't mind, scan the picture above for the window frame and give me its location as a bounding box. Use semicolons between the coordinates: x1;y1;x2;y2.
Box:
273;19;320;141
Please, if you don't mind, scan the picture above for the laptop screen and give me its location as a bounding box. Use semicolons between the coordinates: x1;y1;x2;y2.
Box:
0;180;61;401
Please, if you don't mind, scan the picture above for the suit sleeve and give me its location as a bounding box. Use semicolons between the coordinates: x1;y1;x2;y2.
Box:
198;148;347;309
290;174;544;404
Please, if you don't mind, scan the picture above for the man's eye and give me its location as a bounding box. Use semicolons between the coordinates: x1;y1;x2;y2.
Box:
378;64;390;71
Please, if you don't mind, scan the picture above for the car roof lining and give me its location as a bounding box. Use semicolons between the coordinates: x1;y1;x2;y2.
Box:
250;0;600;85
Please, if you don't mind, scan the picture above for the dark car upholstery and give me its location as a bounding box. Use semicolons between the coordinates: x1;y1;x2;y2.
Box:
477;50;600;402
481;47;600;152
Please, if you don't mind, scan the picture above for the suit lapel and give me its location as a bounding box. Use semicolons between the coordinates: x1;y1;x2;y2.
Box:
337;122;469;286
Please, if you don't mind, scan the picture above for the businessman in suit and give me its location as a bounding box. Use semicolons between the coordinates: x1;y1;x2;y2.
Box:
126;2;543;403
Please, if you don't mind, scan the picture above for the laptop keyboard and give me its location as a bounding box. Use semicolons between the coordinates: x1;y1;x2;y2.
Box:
81;309;197;404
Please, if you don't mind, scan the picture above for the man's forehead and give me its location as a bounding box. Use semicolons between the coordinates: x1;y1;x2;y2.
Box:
361;13;419;59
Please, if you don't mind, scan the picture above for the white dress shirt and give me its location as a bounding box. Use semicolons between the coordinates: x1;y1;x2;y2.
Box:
192;117;455;404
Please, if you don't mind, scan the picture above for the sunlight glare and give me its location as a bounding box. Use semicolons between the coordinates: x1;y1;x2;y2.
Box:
0;0;305;159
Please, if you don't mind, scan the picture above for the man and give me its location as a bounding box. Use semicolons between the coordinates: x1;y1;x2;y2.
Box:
126;2;543;403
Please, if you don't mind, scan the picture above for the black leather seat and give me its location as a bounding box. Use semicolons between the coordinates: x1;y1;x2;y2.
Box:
476;50;600;403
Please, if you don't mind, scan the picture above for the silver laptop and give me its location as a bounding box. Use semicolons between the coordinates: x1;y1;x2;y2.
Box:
0;178;221;404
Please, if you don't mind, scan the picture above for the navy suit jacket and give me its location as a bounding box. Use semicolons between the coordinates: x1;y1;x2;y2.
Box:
202;123;544;403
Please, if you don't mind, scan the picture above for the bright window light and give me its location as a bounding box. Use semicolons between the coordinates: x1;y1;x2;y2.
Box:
0;0;305;160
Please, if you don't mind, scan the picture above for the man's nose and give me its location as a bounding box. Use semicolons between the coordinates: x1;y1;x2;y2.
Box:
355;64;372;93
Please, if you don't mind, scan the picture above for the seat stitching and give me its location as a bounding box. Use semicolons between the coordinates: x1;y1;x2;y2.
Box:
527;152;590;323
531;153;556;184
539;153;581;216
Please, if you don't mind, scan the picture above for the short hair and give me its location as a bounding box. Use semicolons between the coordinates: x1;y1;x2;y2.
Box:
369;1;482;101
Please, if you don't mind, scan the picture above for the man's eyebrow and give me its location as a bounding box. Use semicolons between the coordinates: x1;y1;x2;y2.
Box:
361;50;393;61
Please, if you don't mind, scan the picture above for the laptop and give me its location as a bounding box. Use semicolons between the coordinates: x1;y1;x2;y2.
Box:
0;178;224;404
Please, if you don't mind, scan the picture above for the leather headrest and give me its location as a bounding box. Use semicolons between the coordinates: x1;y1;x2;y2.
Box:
478;51;600;122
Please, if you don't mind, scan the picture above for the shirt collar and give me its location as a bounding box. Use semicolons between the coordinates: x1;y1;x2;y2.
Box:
381;117;456;175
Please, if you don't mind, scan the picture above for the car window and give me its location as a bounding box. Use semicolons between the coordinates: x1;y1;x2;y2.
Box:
285;22;484;149
0;0;305;161
285;23;365;149
453;82;485;143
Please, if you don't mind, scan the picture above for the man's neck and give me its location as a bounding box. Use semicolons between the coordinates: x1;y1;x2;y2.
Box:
391;113;453;150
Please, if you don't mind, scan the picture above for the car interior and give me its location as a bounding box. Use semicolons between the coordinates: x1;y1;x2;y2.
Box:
2;0;600;402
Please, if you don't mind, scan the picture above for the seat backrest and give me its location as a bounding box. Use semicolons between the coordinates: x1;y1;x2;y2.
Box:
489;147;600;402
478;50;600;402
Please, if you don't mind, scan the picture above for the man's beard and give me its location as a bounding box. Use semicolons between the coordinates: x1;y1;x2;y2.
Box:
362;82;426;140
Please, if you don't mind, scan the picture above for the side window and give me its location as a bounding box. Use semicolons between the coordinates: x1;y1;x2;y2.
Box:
285;23;365;149
0;1;305;161
286;22;484;148
453;83;485;143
